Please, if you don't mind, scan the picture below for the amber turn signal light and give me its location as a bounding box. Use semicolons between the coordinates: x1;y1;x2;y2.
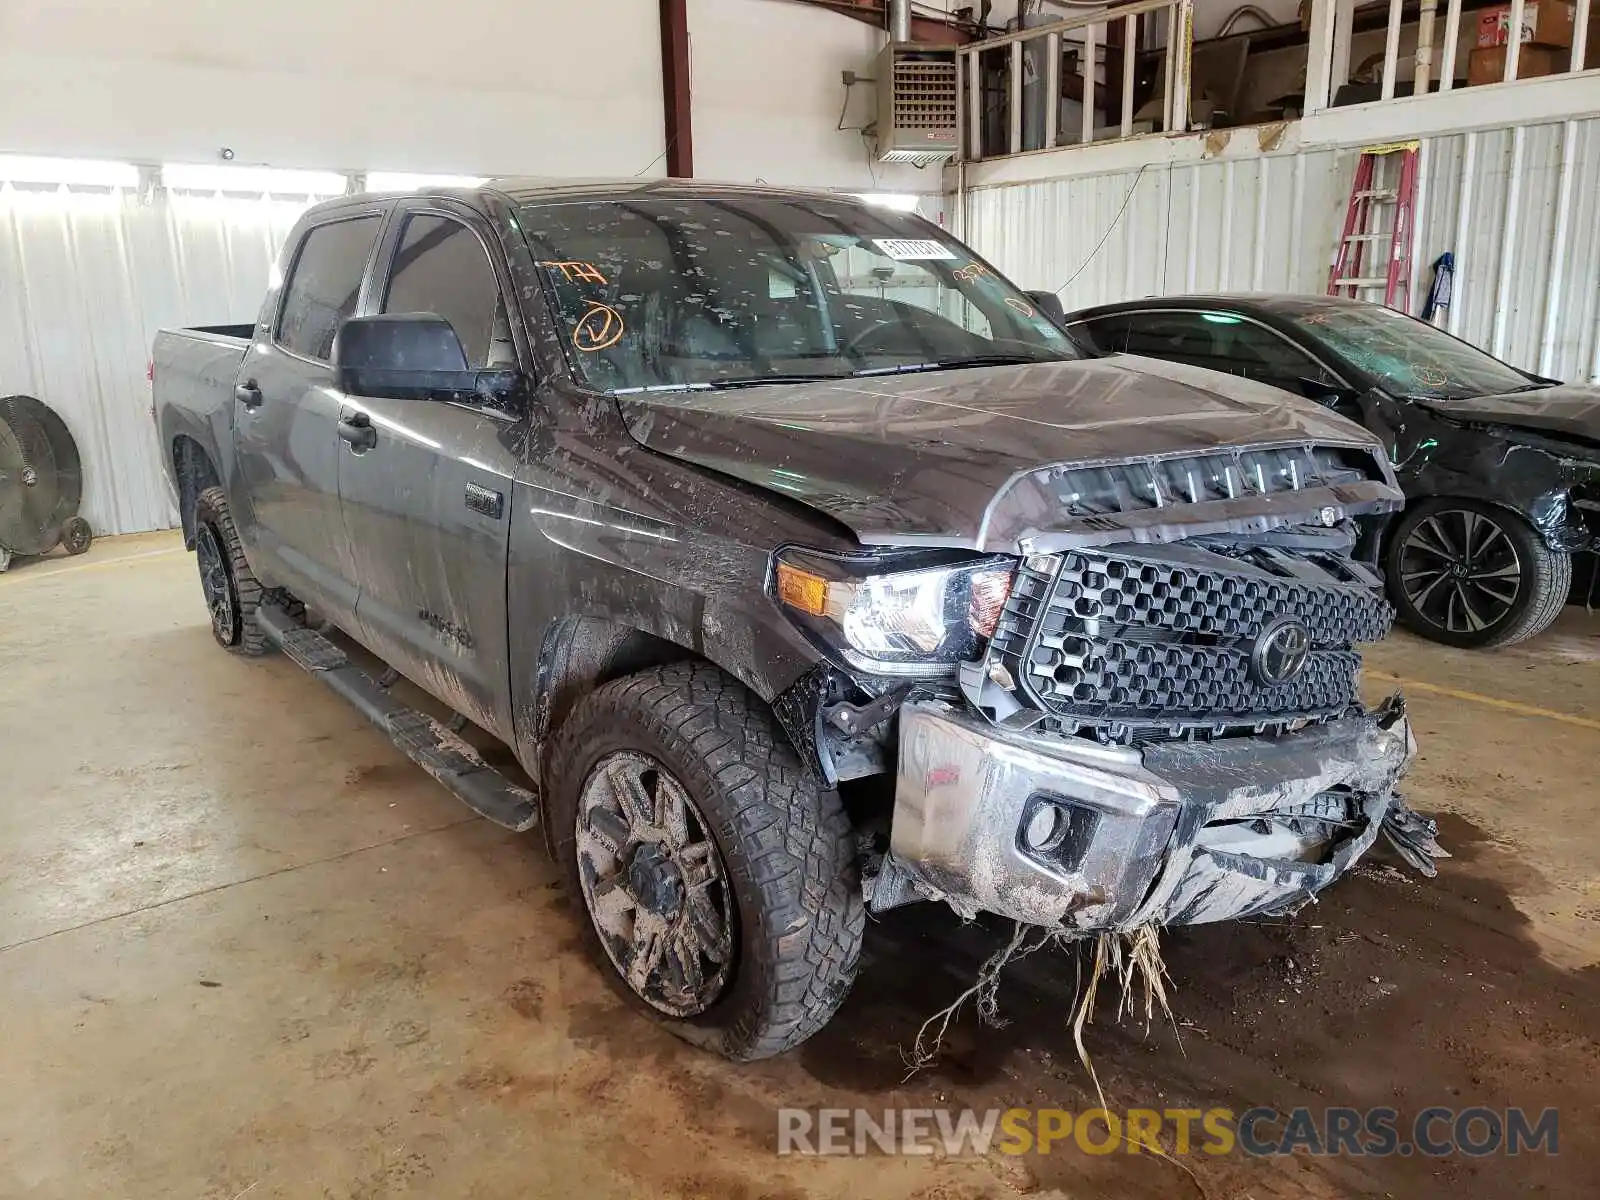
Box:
776;563;829;616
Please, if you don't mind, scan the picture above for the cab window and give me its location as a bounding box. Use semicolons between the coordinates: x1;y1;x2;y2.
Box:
276;216;383;361
381;214;514;369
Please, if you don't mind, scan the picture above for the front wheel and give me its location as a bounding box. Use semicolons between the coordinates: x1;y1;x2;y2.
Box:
548;662;864;1061
1386;498;1570;648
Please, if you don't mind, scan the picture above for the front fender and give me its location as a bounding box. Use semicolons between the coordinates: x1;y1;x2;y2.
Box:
506;489;829;786
1379;396;1600;552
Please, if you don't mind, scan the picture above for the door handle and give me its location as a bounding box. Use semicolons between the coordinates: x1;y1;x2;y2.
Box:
234;381;263;409
337;412;377;451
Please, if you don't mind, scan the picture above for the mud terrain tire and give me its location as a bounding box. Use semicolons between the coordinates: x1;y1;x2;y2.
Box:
548;661;864;1060
194;486;269;656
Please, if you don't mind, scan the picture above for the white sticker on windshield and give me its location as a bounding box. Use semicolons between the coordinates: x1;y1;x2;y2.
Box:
872;238;957;261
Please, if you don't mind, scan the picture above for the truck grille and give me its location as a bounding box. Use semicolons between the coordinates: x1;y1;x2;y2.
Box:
988;542;1394;741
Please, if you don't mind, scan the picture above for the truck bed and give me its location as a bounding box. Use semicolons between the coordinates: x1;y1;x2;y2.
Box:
151;324;255;537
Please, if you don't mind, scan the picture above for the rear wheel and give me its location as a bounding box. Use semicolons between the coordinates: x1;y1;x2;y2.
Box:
1386;498;1570;648
193;487;269;656
548;662;864;1061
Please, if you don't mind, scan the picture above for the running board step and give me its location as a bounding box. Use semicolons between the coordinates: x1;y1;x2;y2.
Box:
258;603;539;833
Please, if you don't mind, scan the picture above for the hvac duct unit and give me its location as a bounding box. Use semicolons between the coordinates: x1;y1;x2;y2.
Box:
875;43;959;166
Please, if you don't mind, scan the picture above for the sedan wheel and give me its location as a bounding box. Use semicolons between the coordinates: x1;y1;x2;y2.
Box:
1398;507;1521;636
1386;499;1571;649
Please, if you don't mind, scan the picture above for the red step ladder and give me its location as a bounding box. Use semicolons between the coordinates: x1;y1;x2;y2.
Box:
1327;141;1420;311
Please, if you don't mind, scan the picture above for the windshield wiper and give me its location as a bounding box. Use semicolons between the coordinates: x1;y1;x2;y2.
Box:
857;353;1058;376
1406;380;1555;402
704;372;857;390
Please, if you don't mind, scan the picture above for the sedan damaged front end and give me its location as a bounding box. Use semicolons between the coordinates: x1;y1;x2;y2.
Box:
773;441;1442;934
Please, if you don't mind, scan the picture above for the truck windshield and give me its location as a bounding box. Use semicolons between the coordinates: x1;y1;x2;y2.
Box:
516;195;1078;391
1279;302;1538;401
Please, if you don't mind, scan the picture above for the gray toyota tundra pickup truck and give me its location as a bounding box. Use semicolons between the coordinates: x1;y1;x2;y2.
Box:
152;179;1437;1060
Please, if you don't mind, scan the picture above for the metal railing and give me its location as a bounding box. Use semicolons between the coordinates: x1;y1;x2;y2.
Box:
959;0;1195;161
1308;0;1593;110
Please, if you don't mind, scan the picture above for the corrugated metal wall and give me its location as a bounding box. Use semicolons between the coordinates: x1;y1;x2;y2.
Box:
0;183;326;538
1420;119;1600;381
963;114;1600;384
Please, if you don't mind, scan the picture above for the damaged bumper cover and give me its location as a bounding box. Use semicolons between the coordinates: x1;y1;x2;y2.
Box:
874;697;1418;930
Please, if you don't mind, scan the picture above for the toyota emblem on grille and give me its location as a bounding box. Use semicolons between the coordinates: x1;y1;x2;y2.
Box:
1251;617;1311;686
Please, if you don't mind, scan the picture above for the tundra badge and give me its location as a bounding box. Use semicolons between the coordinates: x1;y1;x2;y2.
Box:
465;482;504;519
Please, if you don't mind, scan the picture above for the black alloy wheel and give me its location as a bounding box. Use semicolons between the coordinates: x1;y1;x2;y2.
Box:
575;750;736;1018
1386;498;1571;649
195;522;239;647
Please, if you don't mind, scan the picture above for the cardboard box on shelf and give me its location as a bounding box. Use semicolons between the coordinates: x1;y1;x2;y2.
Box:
1476;2;1577;49
1467;44;1564;84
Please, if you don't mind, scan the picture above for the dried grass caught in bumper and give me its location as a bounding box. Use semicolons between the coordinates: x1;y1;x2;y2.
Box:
906;922;1178;1110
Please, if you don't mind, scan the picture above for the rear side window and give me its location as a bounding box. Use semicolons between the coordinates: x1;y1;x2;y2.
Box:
381;215;508;368
1121;312;1331;386
276;216;382;361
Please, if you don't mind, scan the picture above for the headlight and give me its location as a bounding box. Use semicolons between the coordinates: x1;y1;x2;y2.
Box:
772;548;1015;676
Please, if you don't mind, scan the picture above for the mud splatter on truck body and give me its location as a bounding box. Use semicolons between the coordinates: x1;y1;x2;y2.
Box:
151;178;1440;1060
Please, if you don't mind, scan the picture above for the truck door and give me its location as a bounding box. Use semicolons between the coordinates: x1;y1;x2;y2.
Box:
336;204;520;742
232;210;384;622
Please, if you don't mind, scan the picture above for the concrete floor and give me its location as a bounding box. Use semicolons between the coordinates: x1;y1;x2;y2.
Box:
2;532;1597;1200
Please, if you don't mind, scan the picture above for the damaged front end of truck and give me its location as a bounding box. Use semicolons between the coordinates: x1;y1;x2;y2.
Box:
771;440;1445;934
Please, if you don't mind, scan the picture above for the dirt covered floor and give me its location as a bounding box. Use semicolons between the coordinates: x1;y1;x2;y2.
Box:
1;533;1596;1199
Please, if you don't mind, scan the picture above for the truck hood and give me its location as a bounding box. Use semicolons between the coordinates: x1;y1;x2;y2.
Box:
618;355;1392;551
1416;384;1600;448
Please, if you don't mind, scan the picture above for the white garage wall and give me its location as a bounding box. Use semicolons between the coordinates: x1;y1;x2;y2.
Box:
688;0;943;191
0;183;321;540
0;0;666;176
0;0;956;187
963;113;1600;384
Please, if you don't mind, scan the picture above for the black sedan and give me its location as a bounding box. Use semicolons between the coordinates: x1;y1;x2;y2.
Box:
1063;294;1600;648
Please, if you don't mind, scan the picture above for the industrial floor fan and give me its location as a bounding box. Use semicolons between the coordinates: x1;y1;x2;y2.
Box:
0;395;92;573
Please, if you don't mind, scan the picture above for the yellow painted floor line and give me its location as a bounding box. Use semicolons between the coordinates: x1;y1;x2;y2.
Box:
1367;670;1600;732
0;546;187;585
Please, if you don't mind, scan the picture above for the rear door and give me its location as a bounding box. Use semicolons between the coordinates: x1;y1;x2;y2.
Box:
232;210;385;621
336;201;523;741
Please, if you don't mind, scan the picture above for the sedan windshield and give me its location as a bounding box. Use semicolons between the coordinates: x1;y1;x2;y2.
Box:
1279;302;1537;401
516;194;1078;392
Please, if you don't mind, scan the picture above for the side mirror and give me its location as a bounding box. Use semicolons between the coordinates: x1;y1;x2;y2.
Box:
1296;377;1360;408
334;313;518;402
1025;290;1066;323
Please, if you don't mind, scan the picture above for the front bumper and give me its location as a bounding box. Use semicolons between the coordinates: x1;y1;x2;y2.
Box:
880;699;1415;930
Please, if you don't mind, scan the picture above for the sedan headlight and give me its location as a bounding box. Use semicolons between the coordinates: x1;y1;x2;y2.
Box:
772;548;1016;675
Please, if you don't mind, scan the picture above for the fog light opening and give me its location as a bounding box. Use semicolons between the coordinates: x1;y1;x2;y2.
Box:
1023;802;1064;851
1017;794;1102;875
